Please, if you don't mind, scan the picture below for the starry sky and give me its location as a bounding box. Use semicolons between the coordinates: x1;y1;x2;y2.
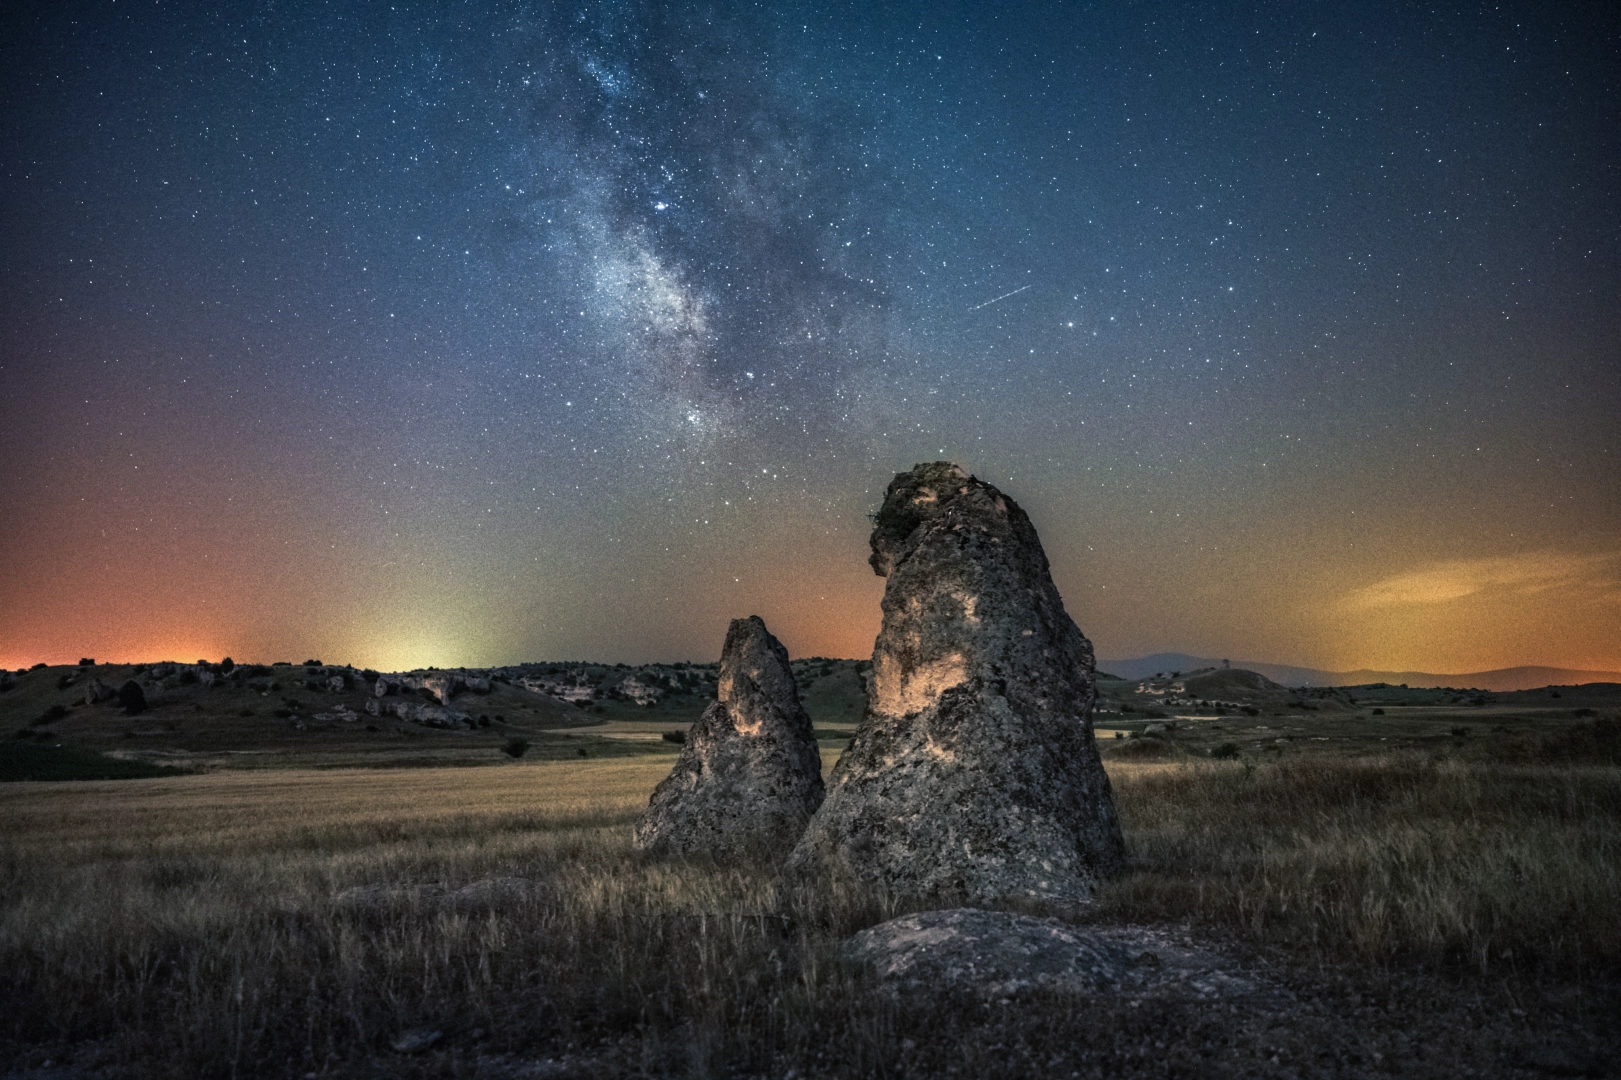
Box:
3;1;1618;675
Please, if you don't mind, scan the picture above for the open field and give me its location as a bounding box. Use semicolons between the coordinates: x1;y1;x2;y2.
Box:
3;734;1619;1078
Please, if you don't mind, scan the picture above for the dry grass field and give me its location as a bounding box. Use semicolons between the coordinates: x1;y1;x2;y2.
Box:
3;730;1619;1079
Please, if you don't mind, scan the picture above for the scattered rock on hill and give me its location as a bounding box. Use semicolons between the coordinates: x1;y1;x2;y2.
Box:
846;908;1282;1004
788;462;1124;905
632;616;824;859
82;678;115;705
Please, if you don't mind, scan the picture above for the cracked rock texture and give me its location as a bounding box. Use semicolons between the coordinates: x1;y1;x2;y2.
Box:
845;909;1280;1003
788;462;1124;903
632;616;824;859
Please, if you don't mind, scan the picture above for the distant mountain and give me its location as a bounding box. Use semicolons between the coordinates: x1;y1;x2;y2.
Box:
1098;653;1337;686
1097;652;1621;692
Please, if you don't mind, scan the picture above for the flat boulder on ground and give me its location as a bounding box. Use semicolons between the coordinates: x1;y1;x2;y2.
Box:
788;462;1124;904
846;909;1281;1004
632;616;824;860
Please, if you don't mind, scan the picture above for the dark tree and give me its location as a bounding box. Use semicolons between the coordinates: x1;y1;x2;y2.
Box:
118;681;147;715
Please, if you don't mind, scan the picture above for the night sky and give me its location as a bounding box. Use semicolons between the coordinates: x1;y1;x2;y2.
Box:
3;1;1617;675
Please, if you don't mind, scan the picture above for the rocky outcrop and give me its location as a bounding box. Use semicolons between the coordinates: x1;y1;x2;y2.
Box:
420;673;458;705
83;678;116;705
787;463;1125;904
632;616;824;859
364;698;473;728
845;909;1279;1003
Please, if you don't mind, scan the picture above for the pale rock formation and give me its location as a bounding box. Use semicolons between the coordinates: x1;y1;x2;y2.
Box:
632;616;824;859
787;462;1125;904
846;909;1278;1003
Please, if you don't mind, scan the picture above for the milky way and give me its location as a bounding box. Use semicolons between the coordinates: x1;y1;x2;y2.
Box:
2;1;1617;672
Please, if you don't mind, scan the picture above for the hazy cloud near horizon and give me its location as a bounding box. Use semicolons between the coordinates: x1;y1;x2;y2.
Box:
1340;552;1621;612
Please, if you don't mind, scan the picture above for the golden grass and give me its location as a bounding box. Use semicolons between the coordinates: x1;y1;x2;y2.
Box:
1;751;1617;1075
1099;755;1621;971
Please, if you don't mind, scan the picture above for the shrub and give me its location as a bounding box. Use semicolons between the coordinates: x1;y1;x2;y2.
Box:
219;658;235;674
1212;742;1241;759
29;662;46;671
33;705;68;727
302;660;322;667
662;730;686;744
117;681;147;715
1242;706;1260;717
78;658;95;667
502;737;529;759
178;670;199;686
1372;708;1385;715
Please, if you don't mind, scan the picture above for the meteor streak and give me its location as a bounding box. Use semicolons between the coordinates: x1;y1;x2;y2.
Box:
968;283;1033;311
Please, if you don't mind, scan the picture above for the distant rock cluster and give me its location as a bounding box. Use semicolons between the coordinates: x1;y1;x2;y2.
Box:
635;462;1124;908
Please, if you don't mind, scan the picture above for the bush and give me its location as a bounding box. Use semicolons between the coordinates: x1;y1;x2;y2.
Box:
302;660;322;667
219;658;235;674
178;670;199;686
662;730;686;744
78;658;95;667
117;681;147;715
1212;742;1241;759
33;705;68;727
502;737;529;759
1372;708;1385;715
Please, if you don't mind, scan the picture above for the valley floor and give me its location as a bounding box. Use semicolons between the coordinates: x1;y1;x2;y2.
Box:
2;745;1617;1078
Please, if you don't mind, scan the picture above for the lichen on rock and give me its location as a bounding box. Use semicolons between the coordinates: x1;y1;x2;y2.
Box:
787;462;1125;904
632;616;824;859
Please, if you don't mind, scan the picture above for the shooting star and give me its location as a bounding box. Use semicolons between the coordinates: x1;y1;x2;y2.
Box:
968;283;1033;312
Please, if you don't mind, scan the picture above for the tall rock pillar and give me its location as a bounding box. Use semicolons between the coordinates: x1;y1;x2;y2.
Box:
633;616;825;859
788;463;1125;903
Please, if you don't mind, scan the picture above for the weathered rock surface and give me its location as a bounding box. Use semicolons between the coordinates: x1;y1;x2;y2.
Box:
82;678;115;705
787;462;1125;904
632;616;824;859
845;908;1282;1003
